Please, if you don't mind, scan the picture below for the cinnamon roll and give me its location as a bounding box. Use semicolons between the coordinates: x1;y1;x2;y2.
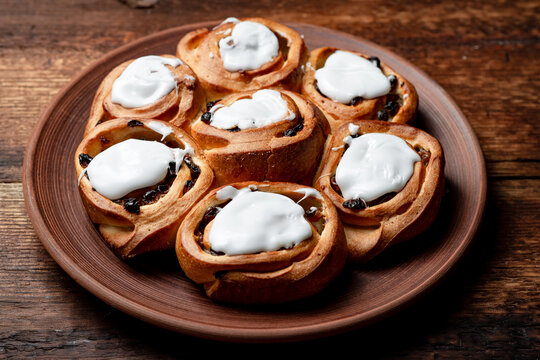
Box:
302;47;418;132
75;118;214;259
176;182;347;304
315;121;444;262
85;55;205;135
189;89;330;186
177;17;308;100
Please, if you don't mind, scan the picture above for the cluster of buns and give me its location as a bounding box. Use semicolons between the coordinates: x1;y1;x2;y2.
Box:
75;17;444;304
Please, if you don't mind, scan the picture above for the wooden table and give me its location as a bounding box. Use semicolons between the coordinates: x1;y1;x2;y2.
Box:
2;0;538;357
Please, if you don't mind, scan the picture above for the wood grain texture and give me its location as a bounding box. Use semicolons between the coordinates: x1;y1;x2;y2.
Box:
1;0;539;357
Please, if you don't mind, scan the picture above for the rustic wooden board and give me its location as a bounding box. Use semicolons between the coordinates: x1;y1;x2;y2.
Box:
2;0;538;357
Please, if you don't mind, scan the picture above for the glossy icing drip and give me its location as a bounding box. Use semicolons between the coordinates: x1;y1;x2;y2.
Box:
336;133;420;202
111;55;182;108
85;139;192;200
209;186;312;255
218;21;279;72
209;89;294;130
314;50;390;104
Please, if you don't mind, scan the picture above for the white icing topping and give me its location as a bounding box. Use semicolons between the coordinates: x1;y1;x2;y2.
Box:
111;55;182;108
85;139;191;200
147;121;174;141
294;188;323;203
314;50;391;104
209;89;295;130
336;133;420;202
209;188;312;255
348;123;360;136
215;17;240;28
218;21;279;72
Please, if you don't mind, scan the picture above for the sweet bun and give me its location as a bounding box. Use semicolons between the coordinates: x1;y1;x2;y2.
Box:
75;118;214;259
177;17;308;100
189;89;330;186
176;182;347;304
302;47;418;132
315;120;444;262
85;54;204;135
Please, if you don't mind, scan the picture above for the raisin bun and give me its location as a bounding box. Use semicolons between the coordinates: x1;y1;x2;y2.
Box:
176;182;347;304
75;118;214;259
189;89;330;186
85;55;204;135
302;47;418;132
177;17;308;101
315;121;444;262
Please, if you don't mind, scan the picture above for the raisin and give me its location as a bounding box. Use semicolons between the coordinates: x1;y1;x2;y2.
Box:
416;147;431;166
183;179;194;193
330;175;341;194
142;190;159;204
350;96;363;106
388;74;397;89
168;162;177;175
284;123;304;137
78;153;93;167
384;101;400;116
377;110;389;121
203;207;220;222
368;56;381;68
123;198;140;214
206;100;220;111
227;127;241;132
127;120;144;127
157;184;170;193
343;198;367;210
214;271;226;278
184;157;200;178
201;111;212;124
100;135;110;145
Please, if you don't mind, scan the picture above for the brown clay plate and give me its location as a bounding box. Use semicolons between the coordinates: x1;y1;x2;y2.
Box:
23;22;487;342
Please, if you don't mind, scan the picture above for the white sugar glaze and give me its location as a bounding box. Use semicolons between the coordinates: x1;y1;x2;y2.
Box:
209;186;312;255
218;21;279;72
295;188;322;203
147;121;174;141
111;55;182;108
336;133;420;202
314;50;391;104
209;89;294;130
85;139;192;200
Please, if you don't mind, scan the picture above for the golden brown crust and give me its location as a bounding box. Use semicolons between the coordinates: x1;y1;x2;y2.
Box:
314;121;444;262
75;118;215;259
190;90;330;186
85;55;205;135
301;47;418;132
176;181;348;304
177;18;308;100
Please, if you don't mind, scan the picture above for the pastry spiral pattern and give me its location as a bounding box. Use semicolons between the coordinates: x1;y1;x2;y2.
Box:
190;89;330;186
302;47;418;132
177;17;308;100
176;182;347;304
315;120;444;262
75;118;214;259
85;54;204;135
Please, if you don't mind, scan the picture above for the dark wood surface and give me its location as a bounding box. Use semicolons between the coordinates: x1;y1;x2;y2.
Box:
1;0;538;358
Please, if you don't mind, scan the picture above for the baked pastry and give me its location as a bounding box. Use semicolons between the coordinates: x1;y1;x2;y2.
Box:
190;88;330;186
315;120;444;262
177;17;308;100
176;182;347;304
75;118;214;259
301;47;418;132
85;54;204;135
